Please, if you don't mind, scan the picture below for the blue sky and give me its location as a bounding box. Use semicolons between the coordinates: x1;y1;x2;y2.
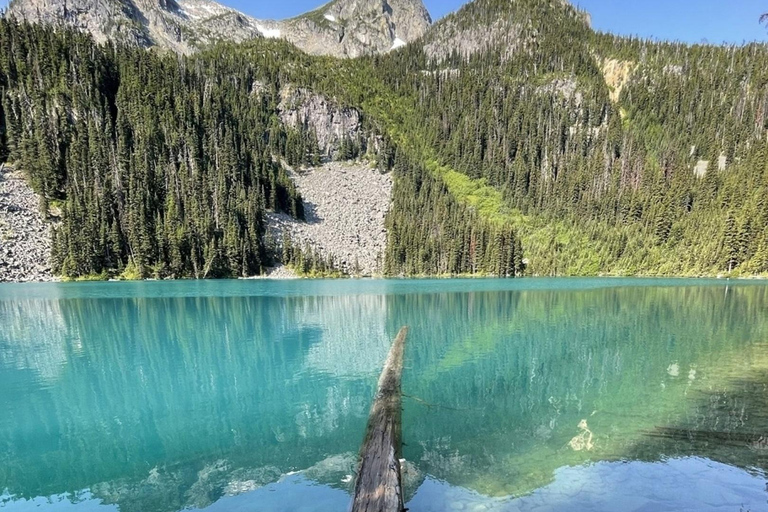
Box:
575;0;768;45
1;0;767;44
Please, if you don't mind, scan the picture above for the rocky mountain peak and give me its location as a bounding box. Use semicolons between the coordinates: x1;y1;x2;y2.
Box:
421;0;591;63
5;0;432;57
281;0;431;57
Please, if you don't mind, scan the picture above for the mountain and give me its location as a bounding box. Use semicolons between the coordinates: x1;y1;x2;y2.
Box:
420;0;590;63
380;0;768;276
6;0;271;52
280;0;432;57
0;0;767;281
4;0;432;56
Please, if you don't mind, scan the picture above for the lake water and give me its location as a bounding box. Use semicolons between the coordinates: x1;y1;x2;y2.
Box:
1;278;768;512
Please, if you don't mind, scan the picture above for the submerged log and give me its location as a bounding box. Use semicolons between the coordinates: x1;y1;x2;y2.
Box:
351;326;409;512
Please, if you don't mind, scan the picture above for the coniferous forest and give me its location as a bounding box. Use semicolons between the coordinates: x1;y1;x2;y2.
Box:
1;0;767;279
0;20;309;278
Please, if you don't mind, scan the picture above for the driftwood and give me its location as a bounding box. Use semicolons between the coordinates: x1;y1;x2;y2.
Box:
351;326;409;512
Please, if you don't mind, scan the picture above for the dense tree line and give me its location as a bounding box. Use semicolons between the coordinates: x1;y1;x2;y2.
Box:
282;234;345;277
0;17;526;279
329;0;768;276
2;0;767;278
384;151;524;276
0;19;305;278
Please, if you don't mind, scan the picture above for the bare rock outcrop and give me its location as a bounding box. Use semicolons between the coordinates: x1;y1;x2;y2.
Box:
600;58;636;103
537;76;583;107
423;17;524;64
266;162;392;276
278;86;371;160
6;0;269;53
0;165;54;282
281;0;432;58
6;0;431;57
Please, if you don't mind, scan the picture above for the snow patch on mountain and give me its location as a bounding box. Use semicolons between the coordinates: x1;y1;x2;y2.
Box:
7;0;432;58
391;37;406;50
256;24;281;39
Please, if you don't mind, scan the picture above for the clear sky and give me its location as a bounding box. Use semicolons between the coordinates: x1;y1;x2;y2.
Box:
574;0;768;45
1;0;766;44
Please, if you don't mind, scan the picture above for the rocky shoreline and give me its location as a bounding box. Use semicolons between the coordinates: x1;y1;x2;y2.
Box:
0;164;55;283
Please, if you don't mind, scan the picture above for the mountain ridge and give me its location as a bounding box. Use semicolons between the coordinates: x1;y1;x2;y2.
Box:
4;0;432;56
0;0;767;281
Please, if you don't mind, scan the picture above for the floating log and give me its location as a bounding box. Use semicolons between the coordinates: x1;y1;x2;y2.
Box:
351;326;409;512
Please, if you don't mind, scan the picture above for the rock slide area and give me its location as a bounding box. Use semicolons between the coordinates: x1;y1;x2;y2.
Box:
0;164;54;282
266;161;392;276
0;159;392;281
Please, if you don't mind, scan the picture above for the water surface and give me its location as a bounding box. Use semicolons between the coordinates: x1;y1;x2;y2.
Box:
1;278;767;511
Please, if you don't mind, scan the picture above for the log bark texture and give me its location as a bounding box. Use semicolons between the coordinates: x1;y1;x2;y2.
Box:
350;326;409;512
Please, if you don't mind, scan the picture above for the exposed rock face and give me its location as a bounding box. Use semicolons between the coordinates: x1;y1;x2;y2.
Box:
261;265;298;279
0;165;55;282
278;86;367;160
537;76;583;107
423;16;524;64
281;0;432;58
266;162;392;276
600;58;636;103
6;0;431;57
6;0;278;53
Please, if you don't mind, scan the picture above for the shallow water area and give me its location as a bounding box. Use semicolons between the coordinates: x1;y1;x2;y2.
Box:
1;278;767;511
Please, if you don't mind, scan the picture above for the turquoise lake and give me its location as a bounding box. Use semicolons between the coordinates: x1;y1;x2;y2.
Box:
1;278;768;511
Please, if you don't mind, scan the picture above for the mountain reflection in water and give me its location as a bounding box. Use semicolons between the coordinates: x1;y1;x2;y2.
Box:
0;279;767;511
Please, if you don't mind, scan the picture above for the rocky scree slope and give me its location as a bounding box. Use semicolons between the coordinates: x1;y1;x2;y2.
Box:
268;88;392;276
5;0;431;56
266;161;392;276
0;165;54;282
